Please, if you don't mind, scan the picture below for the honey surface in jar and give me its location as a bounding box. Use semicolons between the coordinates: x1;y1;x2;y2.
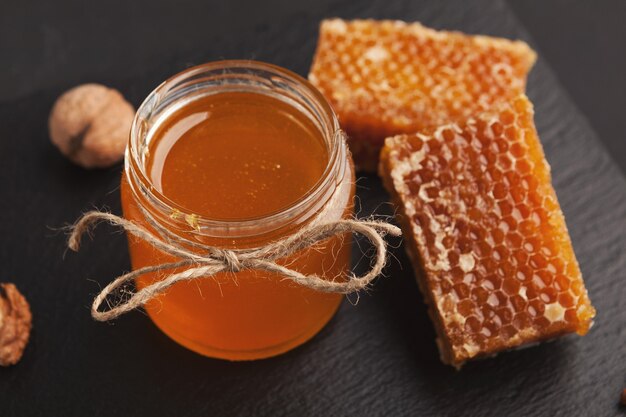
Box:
380;95;595;368
121;91;354;360
309;19;536;171
148;92;328;219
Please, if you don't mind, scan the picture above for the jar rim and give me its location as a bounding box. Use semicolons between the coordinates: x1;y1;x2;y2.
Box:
125;60;346;237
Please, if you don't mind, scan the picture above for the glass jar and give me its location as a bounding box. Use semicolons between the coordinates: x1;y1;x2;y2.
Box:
121;61;355;360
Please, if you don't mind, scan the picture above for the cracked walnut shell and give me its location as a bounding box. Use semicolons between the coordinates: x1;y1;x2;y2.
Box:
0;283;32;366
48;83;135;169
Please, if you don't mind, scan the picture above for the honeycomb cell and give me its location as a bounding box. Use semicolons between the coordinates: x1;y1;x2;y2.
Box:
379;95;596;368
309;19;537;171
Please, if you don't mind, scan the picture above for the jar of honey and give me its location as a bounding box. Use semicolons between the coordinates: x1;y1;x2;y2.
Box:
121;61;355;360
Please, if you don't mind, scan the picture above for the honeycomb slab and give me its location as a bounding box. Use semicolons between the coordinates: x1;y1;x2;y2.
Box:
309;19;536;171
379;95;595;367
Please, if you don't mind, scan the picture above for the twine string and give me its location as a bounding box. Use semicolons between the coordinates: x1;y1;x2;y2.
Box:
68;208;401;322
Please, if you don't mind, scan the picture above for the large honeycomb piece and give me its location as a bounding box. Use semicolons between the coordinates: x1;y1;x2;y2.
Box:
309;19;537;171
379;95;595;368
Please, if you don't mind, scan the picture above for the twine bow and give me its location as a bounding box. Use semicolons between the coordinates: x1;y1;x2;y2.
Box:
68;209;401;321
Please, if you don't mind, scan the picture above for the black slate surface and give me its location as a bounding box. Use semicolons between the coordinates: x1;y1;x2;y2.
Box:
1;1;625;416
508;0;626;176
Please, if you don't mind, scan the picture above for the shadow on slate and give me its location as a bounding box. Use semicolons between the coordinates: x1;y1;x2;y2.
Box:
0;0;625;416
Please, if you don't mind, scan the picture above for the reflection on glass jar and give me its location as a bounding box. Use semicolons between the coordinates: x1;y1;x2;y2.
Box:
121;61;355;360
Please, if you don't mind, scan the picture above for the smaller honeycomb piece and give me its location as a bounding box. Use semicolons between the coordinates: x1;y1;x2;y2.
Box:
309;19;537;171
379;95;595;368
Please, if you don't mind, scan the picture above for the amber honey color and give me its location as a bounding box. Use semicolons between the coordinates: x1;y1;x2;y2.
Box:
309;19;536;171
380;95;595;367
148;92;329;219
121;90;354;360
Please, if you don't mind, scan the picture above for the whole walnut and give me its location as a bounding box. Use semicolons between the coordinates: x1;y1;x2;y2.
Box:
0;283;32;366
48;84;135;169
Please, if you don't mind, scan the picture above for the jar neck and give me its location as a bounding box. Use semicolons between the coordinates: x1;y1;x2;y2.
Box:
125;60;347;245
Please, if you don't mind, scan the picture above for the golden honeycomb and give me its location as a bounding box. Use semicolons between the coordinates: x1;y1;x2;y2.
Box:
379;95;595;368
309;19;537;171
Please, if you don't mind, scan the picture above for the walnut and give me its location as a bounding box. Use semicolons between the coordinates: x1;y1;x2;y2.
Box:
48;83;135;169
0;283;32;366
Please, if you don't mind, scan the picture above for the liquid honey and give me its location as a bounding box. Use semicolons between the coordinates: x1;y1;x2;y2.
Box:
121;91;354;360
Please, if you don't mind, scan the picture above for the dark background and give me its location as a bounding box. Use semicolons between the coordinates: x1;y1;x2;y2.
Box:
509;0;626;175
2;0;625;174
0;1;625;416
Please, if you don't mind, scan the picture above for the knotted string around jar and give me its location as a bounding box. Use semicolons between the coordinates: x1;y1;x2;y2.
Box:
67;205;401;321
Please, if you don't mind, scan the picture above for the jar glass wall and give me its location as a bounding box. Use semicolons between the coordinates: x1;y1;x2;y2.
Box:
121;61;355;360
